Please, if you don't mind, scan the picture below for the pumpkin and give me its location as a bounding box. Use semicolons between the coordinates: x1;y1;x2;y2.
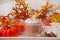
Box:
0;25;19;37
3;16;11;26
12;20;25;34
0;16;11;26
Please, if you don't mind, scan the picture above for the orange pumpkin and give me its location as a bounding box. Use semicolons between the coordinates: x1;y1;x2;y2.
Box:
12;20;25;34
3;16;11;26
0;25;19;37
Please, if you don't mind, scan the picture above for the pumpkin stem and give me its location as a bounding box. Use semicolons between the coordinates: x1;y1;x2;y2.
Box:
7;25;10;29
3;17;6;20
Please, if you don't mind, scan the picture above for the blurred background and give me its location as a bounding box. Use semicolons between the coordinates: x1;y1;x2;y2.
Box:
0;0;60;16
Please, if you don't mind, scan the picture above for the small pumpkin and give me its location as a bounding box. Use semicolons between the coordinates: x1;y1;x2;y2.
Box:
3;16;11;26
0;25;19;37
12;20;25;34
0;16;11;26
